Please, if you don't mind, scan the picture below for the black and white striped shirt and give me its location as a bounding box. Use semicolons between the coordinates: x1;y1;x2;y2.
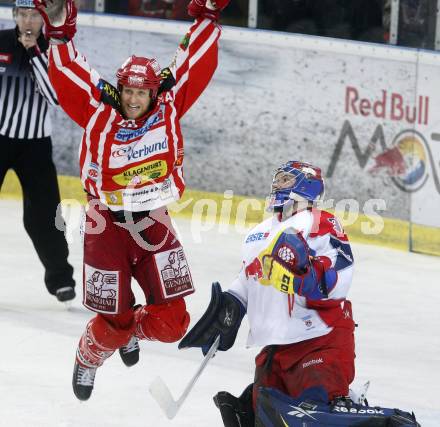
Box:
0;27;58;140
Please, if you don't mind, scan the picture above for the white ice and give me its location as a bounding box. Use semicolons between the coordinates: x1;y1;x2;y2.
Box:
0;199;438;427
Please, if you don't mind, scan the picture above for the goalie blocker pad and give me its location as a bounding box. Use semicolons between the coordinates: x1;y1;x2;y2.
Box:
256;387;420;427
178;282;245;355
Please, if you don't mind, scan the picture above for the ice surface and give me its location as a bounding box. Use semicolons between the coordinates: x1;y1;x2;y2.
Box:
0;199;438;426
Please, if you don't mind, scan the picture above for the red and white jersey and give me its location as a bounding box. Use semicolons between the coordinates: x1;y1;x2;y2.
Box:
48;18;221;211
229;208;354;347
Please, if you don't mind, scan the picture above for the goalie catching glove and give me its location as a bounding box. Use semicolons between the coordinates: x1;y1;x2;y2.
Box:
178;282;245;355
33;0;77;41
258;228;337;300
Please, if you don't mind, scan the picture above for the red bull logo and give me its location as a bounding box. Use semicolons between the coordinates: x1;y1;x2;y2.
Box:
245;258;263;279
370;146;406;177
369;130;430;192
328;121;440;194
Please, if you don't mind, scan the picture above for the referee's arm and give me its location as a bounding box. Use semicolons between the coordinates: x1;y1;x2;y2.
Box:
28;45;59;106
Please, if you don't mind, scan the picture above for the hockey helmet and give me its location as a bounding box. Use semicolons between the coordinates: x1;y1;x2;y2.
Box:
116;56;162;98
268;161;324;211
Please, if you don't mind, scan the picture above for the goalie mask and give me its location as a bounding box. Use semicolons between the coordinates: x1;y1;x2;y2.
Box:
116;56;162;98
268;161;324;211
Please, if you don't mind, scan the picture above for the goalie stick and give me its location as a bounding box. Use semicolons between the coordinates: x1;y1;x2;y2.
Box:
149;335;221;419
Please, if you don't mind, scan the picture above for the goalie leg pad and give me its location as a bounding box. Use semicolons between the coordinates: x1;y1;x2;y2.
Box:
256;387;421;427
134;298;190;343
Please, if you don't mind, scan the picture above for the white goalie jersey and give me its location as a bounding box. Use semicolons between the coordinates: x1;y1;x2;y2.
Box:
228;208;354;347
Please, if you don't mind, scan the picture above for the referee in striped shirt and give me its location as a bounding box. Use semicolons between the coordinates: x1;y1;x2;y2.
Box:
0;0;75;302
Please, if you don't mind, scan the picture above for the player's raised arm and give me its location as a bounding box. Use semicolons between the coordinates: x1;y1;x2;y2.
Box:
170;0;230;118
33;0;102;128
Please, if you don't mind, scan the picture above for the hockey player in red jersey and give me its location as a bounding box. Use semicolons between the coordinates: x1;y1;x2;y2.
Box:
33;0;231;401
179;160;357;426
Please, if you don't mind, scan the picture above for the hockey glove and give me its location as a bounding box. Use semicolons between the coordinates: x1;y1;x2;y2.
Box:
295;256;337;300
33;0;77;42
258;228;337;300
178;282;245;355
188;0;231;21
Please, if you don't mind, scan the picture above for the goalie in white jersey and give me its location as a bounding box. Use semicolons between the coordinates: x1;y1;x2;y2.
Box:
179;160;356;426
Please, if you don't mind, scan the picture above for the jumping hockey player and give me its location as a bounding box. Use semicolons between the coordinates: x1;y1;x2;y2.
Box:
32;0;231;401
179;160;420;426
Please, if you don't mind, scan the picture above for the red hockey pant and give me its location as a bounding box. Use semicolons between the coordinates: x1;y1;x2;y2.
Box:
83;199;194;315
253;325;355;407
77;199;194;363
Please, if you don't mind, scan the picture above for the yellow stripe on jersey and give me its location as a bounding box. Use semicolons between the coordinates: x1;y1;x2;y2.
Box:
257;229;296;295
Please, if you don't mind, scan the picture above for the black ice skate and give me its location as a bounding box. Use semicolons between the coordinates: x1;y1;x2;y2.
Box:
72;360;97;401
119;336;140;367
56;286;76;302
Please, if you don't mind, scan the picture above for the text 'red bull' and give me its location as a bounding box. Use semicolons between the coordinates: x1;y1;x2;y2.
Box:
345;86;429;126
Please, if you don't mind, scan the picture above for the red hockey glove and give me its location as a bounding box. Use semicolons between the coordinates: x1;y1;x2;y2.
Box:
188;0;231;21
33;0;77;41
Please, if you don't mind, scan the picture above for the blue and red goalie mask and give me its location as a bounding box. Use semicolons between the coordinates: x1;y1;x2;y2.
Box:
268;161;325;211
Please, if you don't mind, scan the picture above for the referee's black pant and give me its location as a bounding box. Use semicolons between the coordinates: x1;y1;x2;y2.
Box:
0;134;75;295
